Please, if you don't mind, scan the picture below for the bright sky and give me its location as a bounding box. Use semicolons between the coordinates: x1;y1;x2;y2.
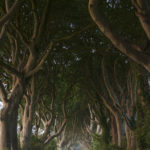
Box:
0;101;3;110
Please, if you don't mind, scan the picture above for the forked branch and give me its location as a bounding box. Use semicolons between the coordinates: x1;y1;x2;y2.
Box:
25;41;54;78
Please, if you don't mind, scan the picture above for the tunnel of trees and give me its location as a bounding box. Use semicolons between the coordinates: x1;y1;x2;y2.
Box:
0;0;150;150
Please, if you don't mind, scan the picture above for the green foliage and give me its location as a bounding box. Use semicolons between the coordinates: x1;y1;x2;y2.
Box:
30;136;57;150
44;139;57;150
91;134;124;150
136;97;150;150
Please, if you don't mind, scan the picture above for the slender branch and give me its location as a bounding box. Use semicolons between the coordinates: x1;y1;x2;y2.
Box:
131;0;150;40
113;58;124;95
54;24;94;43
30;0;38;41
13;39;19;66
35;0;51;44
11;24;32;51
41;117;46;127
0;22;9;42
30;76;35;104
0;0;10;42
6;32;19;67
41;109;48;122
101;58;119;106
0;60;21;78
5;0;10;13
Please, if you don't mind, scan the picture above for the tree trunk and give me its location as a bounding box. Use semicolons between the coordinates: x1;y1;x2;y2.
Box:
20;102;34;150
130;131;136;150
20;120;32;150
0;118;11;150
0;80;24;150
125;123;136;150
0;106;18;150
111;115;117;145
42;124;50;141
20;77;36;150
10;109;18;150
125;123;130;150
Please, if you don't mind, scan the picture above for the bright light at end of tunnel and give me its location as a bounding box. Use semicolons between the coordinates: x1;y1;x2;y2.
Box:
0;101;3;110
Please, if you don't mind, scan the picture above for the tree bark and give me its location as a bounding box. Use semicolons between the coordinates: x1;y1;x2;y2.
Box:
10;110;18;150
0;116;11;150
114;114;122;147
20;102;33;150
0;80;24;150
111;115;117;145
20;120;32;150
20;77;36;150
125;123;136;150
0;105;19;150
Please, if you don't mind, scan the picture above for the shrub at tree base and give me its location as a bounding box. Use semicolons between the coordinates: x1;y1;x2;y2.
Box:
30;136;57;150
91;134;124;150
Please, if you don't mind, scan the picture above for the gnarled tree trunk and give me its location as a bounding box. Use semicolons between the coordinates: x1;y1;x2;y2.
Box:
0;102;20;150
20;77;36;150
20;120;33;150
0;80;24;150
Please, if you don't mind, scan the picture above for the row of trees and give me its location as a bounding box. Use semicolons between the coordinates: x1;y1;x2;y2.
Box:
0;0;150;150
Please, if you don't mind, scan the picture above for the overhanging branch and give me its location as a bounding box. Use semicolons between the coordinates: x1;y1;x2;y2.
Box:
54;24;94;43
88;0;150;72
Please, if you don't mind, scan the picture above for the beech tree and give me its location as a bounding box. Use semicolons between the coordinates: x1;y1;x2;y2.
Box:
0;0;53;149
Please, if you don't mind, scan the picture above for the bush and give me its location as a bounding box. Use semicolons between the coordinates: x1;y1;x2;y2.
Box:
91;134;124;150
30;136;57;150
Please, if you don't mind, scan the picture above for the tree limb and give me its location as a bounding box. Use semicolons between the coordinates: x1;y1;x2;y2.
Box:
131;0;150;40
11;24;32;51
25;41;54;78
30;0;38;42
0;0;10;42
55;24;94;43
0;60;21;78
88;0;150;72
35;0;51;44
0;22;9;42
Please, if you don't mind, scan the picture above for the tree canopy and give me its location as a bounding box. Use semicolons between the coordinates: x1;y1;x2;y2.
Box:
0;0;150;150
